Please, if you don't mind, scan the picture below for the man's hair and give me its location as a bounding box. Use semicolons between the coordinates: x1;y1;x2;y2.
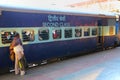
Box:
14;33;19;37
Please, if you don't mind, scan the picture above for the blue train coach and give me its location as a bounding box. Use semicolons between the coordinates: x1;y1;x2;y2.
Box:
0;6;117;74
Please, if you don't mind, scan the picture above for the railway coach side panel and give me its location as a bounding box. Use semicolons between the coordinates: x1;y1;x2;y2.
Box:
0;47;11;74
23;37;97;64
67;37;97;56
103;26;116;48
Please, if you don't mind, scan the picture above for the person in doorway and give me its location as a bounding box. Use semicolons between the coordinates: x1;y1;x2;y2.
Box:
116;31;120;46
117;31;120;40
10;33;26;75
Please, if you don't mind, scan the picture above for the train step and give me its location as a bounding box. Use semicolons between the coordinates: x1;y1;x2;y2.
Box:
96;44;104;51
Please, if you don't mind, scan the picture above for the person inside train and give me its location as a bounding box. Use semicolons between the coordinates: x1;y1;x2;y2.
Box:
53;30;58;39
10;32;26;75
5;32;11;40
75;31;81;37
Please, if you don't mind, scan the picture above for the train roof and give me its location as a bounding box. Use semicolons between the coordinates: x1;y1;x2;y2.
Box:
0;5;116;19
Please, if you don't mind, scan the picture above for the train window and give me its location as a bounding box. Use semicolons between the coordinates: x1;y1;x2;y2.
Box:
22;30;34;42
1;31;17;44
64;28;72;38
84;27;90;36
75;28;82;37
52;29;61;39
109;26;114;35
38;29;49;40
92;28;97;35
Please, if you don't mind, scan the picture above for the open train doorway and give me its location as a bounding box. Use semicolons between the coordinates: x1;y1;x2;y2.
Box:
97;20;104;50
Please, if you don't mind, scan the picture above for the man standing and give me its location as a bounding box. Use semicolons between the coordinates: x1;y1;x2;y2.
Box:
10;33;26;75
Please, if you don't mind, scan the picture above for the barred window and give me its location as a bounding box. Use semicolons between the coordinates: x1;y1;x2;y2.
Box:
1;31;17;44
52;29;61;39
22;29;34;42
75;28;82;37
92;28;97;35
64;28;72;38
84;27;90;36
38;29;49;41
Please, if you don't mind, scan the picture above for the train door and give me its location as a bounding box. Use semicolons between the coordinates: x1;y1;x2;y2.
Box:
115;18;120;35
97;20;104;48
98;27;104;44
116;18;120;46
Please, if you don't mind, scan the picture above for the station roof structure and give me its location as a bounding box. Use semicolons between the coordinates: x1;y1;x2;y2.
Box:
0;0;120;15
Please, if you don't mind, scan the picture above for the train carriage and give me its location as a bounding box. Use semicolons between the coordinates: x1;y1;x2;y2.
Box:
0;7;117;74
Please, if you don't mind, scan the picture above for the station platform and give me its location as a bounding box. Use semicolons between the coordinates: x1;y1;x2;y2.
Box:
1;47;120;80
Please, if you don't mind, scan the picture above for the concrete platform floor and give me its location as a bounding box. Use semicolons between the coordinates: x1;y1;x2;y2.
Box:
1;47;120;80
